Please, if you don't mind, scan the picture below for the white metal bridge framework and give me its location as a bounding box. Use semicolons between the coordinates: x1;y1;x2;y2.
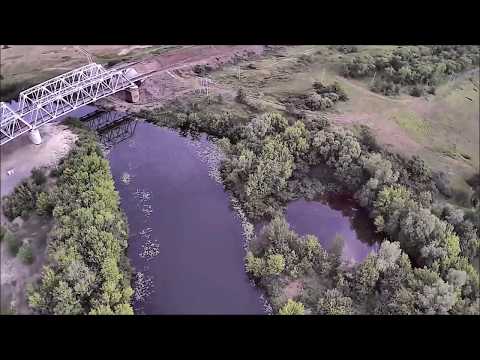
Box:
0;62;141;146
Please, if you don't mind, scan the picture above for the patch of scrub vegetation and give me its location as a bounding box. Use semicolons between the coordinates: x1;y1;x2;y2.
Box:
139;93;479;314
281;81;348;114
0;70;66;102
2;167;51;221
0;79;41;102
17;241;35;265
341;45;480;96
25;120;133;315
4;229;21;256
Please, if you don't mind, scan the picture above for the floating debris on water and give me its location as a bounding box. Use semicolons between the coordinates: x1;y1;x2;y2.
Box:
142;204;153;217
134;189;152;202
139;227;153;238
121;172;131;184
231;197;256;251
186;137;226;185
134;272;154;303
139;238;160;261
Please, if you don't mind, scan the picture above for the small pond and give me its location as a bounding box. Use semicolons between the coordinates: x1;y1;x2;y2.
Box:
285;194;380;264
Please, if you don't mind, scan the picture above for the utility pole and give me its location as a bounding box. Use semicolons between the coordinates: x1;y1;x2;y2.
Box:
238;66;241;81
78;47;93;64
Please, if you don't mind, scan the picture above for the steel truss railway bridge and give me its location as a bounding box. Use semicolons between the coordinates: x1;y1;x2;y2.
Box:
0;62;145;146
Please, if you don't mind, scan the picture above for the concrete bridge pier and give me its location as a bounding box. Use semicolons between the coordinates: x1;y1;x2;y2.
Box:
29;128;42;145
126;85;140;103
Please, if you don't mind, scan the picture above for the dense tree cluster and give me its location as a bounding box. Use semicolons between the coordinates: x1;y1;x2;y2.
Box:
341;45;480;96
27;121;133;315
246;216;331;280
249;215;478;315
220;112;317;219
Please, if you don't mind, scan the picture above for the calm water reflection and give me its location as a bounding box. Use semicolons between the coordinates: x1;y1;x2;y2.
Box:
107;120;265;314
286;195;380;264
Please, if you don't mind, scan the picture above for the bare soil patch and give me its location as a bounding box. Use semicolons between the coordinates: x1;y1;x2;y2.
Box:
283;280;303;300
0;124;77;198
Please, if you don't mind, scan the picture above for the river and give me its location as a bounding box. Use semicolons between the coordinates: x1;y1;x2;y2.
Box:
106;120;265;314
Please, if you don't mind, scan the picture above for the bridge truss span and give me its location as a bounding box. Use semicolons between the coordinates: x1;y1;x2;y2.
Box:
0;63;139;146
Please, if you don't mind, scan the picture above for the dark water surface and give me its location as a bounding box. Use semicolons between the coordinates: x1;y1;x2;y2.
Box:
107;121;265;314
285;195;380;264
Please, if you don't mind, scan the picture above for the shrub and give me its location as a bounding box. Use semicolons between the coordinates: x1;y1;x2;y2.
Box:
433;171;452;197
371;79;400;96
31;168;47;186
0;225;6;242
36;192;54;216
336;45;358;54
245;251;265;278
2;180;43;221
18;242;34;265
455;187;474;207
236;88;247;104
410;85;424;97
49;167;61;178
298;54;313;64
305;93;324;110
358;125;381;151
279;299;305;315
193;64;212;76
5;232;21;256
0;79;38;102
21;210;30;221
317;288;354;315
266;254;286;275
